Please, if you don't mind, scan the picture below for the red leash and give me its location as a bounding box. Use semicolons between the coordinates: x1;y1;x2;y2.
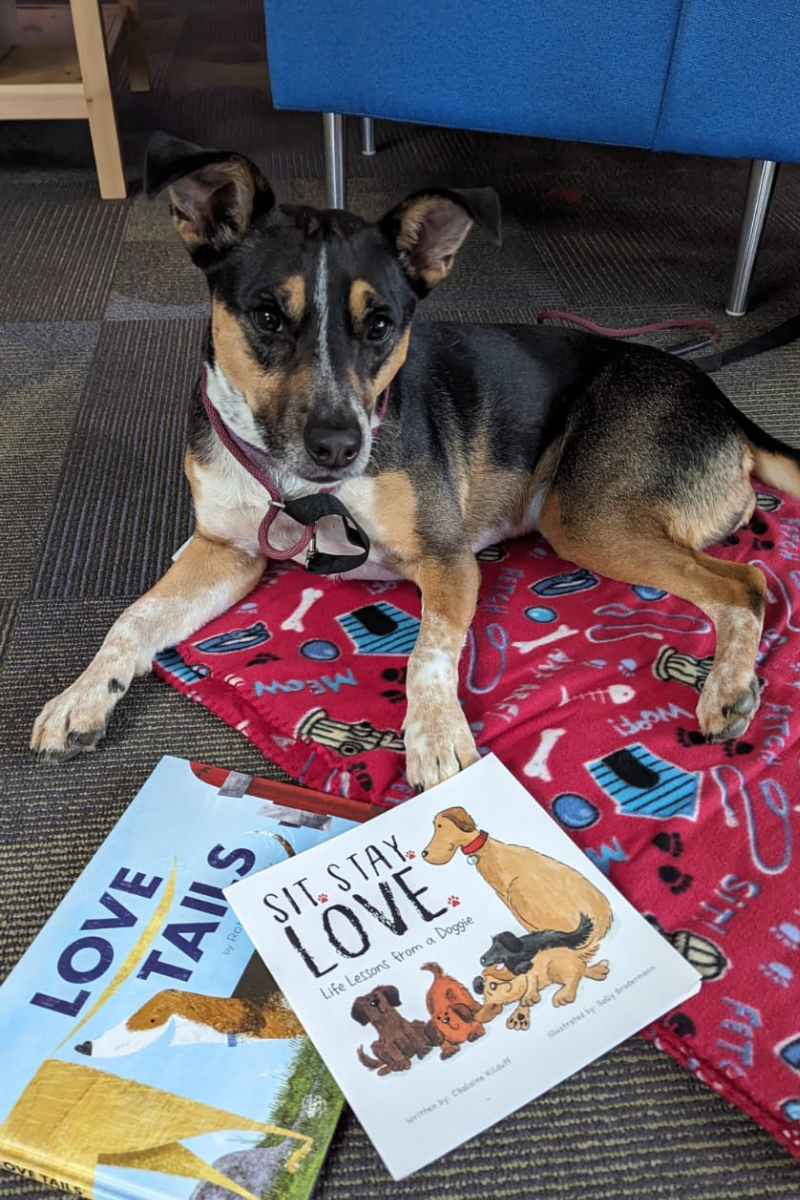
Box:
536;309;720;344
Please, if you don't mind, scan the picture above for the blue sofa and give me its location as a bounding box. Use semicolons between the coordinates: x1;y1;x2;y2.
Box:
262;0;800;315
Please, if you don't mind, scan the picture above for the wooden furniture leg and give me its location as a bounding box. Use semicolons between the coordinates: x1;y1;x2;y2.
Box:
70;0;126;198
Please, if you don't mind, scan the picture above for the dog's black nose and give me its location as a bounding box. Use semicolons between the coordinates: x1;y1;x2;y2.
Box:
304;424;362;470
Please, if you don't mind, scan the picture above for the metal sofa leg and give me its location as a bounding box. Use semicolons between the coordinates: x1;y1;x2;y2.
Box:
322;113;347;210
361;117;376;156
726;159;780;317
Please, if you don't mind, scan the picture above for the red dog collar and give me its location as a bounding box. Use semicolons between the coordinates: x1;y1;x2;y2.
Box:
460;830;488;855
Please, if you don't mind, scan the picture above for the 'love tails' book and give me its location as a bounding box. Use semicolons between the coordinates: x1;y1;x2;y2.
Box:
225;754;702;1179
0;757;372;1200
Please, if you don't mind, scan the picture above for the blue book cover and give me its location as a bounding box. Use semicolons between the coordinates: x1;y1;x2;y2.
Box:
0;757;369;1200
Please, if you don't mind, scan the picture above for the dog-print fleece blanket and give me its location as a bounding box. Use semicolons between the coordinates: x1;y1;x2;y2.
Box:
154;485;800;1159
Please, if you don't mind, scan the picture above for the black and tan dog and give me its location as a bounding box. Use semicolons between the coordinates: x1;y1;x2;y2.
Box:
32;132;800;789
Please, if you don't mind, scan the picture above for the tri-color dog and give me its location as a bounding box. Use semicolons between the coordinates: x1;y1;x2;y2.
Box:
32;132;800;789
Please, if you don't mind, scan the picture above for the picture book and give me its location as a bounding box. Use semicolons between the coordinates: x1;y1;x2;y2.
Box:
0;757;374;1200
226;753;703;1179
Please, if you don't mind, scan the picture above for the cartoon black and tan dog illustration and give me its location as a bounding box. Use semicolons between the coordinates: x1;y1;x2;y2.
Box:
474;952;611;1028
422;807;612;1002
351;984;437;1075
421;962;486;1058
480;914;594;976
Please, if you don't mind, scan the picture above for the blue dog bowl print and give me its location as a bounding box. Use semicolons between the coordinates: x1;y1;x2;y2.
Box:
552;793;600;829
300;639;340;662
524;605;557;623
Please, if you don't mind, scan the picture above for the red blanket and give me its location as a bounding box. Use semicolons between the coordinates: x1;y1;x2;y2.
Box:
155;486;800;1157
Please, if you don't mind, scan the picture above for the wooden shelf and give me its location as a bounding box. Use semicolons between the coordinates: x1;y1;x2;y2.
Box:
0;5;125;117
0;1;149;197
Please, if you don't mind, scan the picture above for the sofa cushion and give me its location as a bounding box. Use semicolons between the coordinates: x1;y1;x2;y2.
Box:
264;0;681;150
654;0;800;162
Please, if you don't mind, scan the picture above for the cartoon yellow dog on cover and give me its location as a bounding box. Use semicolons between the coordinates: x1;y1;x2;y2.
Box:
422;803;612;1026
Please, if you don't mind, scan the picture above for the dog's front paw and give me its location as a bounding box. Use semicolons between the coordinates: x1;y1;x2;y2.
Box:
31;671;124;762
506;1006;530;1031
697;671;761;742
403;701;479;791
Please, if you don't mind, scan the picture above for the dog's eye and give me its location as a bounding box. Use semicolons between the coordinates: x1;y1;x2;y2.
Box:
366;314;392;342
251;305;282;334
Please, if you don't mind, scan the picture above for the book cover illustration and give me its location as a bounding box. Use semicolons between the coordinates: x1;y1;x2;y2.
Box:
0;758;367;1200
226;754;702;1179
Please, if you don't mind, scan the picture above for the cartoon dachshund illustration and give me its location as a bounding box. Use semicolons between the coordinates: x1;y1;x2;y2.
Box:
421;963;486;1058
76;955;304;1057
422;807;612;999
474;952;610;1028
351;984;437;1075
481;914;594;976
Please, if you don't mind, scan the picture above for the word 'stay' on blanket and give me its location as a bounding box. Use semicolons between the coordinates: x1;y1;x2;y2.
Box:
154;487;800;1158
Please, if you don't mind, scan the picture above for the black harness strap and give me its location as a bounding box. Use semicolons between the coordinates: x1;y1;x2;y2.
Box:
282;492;371;575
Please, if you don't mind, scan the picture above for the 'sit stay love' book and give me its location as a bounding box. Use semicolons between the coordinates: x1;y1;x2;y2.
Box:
0;758;373;1200
226;754;702;1179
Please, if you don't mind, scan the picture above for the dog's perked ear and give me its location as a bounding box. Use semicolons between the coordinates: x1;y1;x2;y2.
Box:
379;186;502;294
144;132;276;259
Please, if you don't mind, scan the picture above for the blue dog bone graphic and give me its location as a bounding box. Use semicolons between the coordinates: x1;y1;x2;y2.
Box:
195;622;271;653
586;743;701;819
336;602;420;655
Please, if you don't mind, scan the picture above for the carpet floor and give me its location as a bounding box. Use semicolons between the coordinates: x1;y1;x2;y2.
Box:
2;1;800;1197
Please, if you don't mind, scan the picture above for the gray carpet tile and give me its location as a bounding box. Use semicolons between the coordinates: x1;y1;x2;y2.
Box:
313;1039;800;1200
715;341;800;447
520;163;800;310
0;601;15;669
0;323;100;595
105;189;216;320
0;193;129;321
32;319;203;600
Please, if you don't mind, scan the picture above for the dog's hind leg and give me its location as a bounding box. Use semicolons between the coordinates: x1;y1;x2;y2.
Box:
32;536;265;761
540;494;766;743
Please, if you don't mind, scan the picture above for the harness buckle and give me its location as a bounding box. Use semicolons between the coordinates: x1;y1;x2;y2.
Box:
305;528;318;566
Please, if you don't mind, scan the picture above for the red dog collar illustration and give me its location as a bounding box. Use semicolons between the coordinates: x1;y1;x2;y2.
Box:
461;830;488;855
